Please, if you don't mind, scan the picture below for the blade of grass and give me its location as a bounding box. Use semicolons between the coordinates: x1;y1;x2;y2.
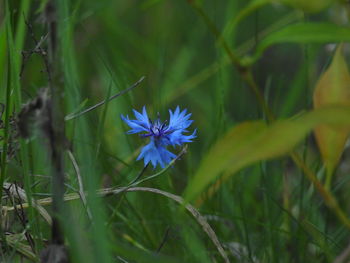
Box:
5;186;230;263
64;76;145;121
186;1;350;233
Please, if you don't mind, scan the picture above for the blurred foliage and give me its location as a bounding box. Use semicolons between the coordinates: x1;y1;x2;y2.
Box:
1;0;350;262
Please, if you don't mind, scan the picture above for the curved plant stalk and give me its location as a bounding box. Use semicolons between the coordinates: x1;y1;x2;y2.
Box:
6;232;37;262
3;186;231;263
186;1;350;230
165;11;301;104
188;1;274;122
223;0;274;39
64;76;145;121
67;150;92;220
3;183;52;225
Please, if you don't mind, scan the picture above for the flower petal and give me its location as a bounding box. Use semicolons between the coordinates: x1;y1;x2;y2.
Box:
123;106;195;168
168;106;193;131
133;106;151;128
121;107;152;134
167;128;197;146
137;138;176;168
121;114;149;134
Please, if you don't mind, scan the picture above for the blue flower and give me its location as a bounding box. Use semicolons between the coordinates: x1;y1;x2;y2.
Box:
121;106;196;168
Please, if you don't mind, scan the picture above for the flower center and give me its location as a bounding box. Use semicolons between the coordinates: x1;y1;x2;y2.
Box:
151;119;167;138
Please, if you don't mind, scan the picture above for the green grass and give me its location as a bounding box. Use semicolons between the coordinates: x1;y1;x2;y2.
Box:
1;0;350;262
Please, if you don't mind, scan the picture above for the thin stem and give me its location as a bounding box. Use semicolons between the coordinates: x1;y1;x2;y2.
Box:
64;76;145;121
130;145;188;187
188;2;273;121
0;10;14;250
67;150;92;220
241;71;274;121
187;1;350;231
291;152;350;229
3;186;230;263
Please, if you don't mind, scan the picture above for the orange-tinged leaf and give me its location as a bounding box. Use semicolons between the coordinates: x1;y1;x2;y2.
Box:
313;45;350;179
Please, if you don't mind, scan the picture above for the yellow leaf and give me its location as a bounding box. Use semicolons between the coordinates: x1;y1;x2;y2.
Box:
313;45;350;187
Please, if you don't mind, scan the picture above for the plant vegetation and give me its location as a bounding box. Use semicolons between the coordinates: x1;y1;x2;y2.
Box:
1;0;350;262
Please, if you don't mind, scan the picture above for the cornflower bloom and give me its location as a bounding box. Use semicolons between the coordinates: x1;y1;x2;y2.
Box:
121;106;196;168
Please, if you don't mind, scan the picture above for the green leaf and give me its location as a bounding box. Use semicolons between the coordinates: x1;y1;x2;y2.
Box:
184;106;350;202
252;23;350;62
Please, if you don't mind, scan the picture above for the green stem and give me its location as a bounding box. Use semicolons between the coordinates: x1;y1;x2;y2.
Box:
0;0;16;199
291;153;350;229
187;1;350;231
189;2;274;121
0;3;13;250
